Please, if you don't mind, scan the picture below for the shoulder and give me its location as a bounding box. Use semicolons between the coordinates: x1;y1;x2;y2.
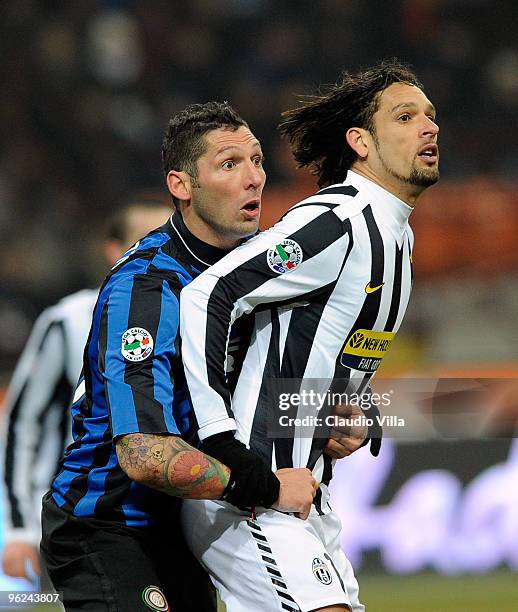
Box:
281;183;370;227
29;289;97;329
53;289;98;316
106;236;189;298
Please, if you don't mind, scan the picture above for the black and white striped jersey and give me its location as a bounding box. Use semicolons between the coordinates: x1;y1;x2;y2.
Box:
1;289;97;545
180;171;414;507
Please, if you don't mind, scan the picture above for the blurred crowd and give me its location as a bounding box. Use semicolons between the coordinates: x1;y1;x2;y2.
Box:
1;0;518;377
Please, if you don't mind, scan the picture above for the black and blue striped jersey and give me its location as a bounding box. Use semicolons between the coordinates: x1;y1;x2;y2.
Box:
51;212;232;527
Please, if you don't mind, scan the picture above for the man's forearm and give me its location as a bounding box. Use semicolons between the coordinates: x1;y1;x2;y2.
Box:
116;433;230;499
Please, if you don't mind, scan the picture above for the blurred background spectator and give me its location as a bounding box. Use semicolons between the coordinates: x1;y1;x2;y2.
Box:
1;0;518;381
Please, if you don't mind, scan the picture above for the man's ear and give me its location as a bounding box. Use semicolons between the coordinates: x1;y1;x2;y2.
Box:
166;170;191;202
346;127;369;159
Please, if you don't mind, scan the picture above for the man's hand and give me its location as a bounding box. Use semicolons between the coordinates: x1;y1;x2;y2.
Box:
2;542;40;579
324;402;368;459
271;467;317;520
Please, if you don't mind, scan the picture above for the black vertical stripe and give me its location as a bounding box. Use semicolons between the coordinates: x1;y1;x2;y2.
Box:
249;311;279;465
97;300;108;374
205;251;268;416
332;205;385;373
356;372;374;396
351;205;385;328
64;438;113;512
321;454;333;486
94;467;132;522
226;314;255;395
273;302;328;469
385;244;404;332
125;274;167;433
280;303;327;379
275;220;354;471
56;400;71;477
307;206;384;472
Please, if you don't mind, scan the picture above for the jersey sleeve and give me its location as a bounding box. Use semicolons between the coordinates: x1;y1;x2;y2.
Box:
100;272;182;438
2;310;69;544
180;205;352;440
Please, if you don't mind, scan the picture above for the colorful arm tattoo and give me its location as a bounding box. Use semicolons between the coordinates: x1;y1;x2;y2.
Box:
116;433;230;499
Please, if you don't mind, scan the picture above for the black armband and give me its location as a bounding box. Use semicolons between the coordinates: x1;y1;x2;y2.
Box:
201;432;280;508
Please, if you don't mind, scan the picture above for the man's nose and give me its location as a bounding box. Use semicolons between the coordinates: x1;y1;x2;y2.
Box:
422;115;439;137
245;163;265;190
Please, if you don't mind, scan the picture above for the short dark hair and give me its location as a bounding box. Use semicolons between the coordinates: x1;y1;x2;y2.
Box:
161;101;249;208
278;59;423;188
105;198;171;243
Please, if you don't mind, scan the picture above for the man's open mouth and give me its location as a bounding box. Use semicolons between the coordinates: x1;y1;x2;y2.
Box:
418;144;438;162
241;200;261;218
241;200;260;212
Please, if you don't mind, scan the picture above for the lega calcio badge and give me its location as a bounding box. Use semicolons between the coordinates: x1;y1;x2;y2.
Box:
121;327;154;362
267;239;303;274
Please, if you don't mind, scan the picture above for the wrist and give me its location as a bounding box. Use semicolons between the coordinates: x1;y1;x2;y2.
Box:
204;432;279;508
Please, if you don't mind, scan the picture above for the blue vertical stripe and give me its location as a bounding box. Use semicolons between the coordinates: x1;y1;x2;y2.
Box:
153;281;180;434
105;276;138;435
74;447;118;517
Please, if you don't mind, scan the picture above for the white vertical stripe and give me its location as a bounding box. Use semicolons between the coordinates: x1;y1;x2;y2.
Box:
232;310;273;447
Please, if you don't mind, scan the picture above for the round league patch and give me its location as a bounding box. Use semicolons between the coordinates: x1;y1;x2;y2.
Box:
266;239;303;274
142;585;168;611
312;557;333;585
121;327;154;362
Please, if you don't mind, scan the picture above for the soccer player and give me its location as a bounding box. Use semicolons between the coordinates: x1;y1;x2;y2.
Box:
1;200;172;581
40;102;317;611
180;60;440;612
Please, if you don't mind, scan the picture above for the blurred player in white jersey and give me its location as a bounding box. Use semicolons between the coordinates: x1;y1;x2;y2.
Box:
1;200;172;580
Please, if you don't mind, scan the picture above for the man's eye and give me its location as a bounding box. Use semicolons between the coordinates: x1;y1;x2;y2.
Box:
253;156;264;166
222;160;236;170
398;114;411;122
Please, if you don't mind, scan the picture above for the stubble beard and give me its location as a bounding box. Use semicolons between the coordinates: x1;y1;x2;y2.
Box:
380;152;439;188
192;188;257;243
408;161;440;187
374;137;439;189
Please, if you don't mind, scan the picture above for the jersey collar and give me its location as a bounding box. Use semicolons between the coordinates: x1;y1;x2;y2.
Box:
345;170;414;230
168;211;233;269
